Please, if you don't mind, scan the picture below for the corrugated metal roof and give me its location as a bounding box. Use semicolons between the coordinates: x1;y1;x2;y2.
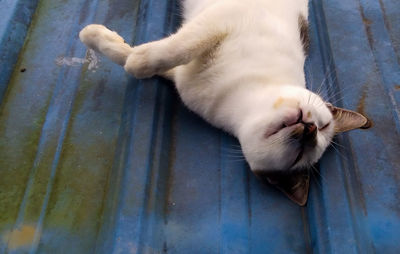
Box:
0;0;399;253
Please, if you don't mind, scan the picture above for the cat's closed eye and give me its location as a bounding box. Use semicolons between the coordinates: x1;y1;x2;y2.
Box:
319;122;330;131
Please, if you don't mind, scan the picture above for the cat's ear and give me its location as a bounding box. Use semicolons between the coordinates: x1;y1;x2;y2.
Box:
326;103;371;133
254;170;310;206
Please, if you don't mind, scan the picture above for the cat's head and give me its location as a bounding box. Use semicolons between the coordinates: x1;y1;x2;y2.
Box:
237;86;370;205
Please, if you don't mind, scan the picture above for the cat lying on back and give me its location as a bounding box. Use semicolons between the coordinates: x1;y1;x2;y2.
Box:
79;0;370;205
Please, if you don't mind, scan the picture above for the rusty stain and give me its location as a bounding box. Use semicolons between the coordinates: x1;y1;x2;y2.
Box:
362;17;372;26
378;0;392;32
394;85;400;91
357;88;367;116
307;111;312;118
359;4;374;48
3;225;38;250
163;97;179;223
356;88;373;129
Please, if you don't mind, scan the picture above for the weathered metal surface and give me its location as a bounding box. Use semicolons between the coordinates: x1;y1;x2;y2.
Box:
0;0;399;253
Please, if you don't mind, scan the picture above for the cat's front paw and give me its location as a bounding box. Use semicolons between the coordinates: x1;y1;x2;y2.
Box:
124;43;164;79
79;24;125;52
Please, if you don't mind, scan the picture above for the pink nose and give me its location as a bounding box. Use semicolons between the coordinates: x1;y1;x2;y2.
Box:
305;123;317;134
304;122;317;136
284;109;302;127
303;122;318;147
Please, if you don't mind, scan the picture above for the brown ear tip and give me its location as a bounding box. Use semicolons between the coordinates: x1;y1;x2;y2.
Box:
299;201;307;206
292;197;308;206
360;118;373;129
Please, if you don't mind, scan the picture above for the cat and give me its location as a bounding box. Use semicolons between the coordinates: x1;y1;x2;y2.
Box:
79;0;370;205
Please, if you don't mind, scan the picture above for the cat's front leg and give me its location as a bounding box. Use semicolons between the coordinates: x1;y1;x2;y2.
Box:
79;25;176;79
79;24;133;66
80;4;230;79
124;41;171;78
124;15;229;78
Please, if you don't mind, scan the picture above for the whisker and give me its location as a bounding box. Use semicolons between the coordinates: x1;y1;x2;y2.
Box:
220;151;245;157
328;90;359;105
221;153;245;158
324;85;358;104
224;158;246;163
221;148;243;153
224;156;246;160
310;164;327;184
307;90;312;106
310;168;323;190
330;139;345;149
315;67;335;95
269;135;288;146
329;143;348;163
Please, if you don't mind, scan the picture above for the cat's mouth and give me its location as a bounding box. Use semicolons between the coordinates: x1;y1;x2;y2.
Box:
291;124;319;168
267;122;303;139
285;122;318;168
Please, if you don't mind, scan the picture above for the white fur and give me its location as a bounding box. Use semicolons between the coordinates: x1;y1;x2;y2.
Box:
79;0;336;173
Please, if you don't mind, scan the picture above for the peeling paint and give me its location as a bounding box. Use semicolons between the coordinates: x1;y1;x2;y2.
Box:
55;49;99;70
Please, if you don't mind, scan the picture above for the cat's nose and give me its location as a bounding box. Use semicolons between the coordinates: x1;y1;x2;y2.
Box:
304;122;317;135
303;122;317;146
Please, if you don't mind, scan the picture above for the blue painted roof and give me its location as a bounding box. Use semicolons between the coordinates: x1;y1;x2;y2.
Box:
0;0;399;253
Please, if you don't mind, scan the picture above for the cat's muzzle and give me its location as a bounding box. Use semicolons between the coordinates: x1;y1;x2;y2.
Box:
290;122;318;147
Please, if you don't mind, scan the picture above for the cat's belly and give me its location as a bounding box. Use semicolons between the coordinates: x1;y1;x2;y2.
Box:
183;0;308;21
182;0;219;20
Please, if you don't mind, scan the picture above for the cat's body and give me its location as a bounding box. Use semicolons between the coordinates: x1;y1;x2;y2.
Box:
79;0;369;205
176;0;308;133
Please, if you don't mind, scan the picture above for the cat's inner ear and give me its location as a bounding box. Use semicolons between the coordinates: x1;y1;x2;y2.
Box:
254;169;310;206
326;103;371;133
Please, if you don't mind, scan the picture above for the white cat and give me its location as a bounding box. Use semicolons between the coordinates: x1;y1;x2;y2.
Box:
79;0;370;205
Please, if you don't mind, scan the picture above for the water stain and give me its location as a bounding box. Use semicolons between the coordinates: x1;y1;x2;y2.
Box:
3;225;38;250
